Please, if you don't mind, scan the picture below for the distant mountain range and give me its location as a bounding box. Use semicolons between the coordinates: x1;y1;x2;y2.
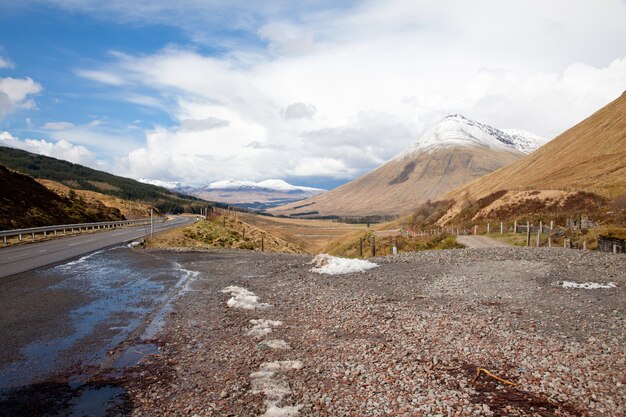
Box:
271;114;548;218
139;178;325;210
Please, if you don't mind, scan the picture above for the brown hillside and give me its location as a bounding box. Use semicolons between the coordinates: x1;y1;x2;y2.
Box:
0;164;124;230
445;91;626;202
38;179;156;219
271;146;521;217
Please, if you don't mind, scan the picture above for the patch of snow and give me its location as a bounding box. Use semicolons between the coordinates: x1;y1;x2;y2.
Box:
250;361;304;417
260;339;291;349
501;128;549;154
221;286;271;309
260;361;303;371
127;241;142;248
261;405;304;417
310;254;379;275
562;281;617;289
247;319;283;337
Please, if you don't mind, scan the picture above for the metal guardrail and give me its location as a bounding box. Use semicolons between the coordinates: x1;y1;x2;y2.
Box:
0;217;166;244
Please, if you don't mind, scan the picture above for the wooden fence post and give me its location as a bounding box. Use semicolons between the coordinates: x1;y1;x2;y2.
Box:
487;223;490;234
536;228;541;247
500;222;503;234
539;221;543;234
392;238;397;255
526;221;531;246
473;225;477;235
358;238;363;257
370;236;376;257
583;240;587;250
548;237;552;247
550;220;554;231
514;220;518;234
261;238;264;252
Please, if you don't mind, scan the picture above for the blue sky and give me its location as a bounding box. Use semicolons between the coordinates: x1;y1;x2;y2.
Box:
0;0;625;188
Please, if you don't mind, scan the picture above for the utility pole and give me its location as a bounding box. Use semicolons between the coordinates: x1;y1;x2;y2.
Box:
150;208;154;238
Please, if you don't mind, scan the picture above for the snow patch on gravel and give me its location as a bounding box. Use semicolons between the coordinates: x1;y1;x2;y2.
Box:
247;319;283;337
309;254;378;275
221;286;271;309
561;281;617;289
260;339;291;349
251;361;303;416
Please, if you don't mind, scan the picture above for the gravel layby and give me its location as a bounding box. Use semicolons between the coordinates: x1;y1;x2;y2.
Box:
122;248;625;416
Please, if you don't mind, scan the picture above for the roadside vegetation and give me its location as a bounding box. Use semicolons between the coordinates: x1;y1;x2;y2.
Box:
145;212;306;254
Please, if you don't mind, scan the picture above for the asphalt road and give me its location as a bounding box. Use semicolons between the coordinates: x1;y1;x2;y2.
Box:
0;216;196;279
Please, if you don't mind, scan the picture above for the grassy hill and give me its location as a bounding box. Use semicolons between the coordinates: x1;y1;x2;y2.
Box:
0;146;208;213
0;164;124;230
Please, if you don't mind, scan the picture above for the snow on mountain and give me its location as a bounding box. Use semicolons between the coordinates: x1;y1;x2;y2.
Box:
140;178;324;194
501;128;550;154
397;114;547;159
205;179;324;193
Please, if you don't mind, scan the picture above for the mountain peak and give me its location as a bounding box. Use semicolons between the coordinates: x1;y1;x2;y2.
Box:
396;115;547;159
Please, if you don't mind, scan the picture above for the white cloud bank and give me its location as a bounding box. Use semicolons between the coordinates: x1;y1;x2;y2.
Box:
0;131;97;166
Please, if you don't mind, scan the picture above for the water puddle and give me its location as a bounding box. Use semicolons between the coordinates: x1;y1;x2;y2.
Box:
112;344;159;369
68;385;126;417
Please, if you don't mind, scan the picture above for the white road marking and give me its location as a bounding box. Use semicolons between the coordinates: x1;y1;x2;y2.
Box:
67;238;97;247
5;249;47;260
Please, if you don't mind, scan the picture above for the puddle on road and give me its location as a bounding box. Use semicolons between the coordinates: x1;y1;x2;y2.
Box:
68;385;127;417
112;343;159;369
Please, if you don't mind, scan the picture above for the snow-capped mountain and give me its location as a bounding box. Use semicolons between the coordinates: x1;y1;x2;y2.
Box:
203;179;323;193
397;114;547;159
272;114;536;217
139;178;324;210
139;178;192;190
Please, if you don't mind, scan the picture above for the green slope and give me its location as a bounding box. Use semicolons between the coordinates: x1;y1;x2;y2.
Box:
0;146;207;213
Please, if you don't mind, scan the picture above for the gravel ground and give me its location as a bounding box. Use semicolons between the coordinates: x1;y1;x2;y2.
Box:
121;247;625;416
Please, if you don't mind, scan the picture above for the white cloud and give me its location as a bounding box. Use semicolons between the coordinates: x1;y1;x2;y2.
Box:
282;102;316;120
179;117;229;131
76;69;125;86
19;0;626;184
0;131;97;166
0;76;42;119
0;55;14;69
44;121;75;130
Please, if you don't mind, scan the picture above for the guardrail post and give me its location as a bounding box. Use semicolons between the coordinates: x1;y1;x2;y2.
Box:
44;231;47;238
19;234;22;241
31;232;35;241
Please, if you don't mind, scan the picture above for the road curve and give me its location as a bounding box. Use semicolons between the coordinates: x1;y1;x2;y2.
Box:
456;235;511;248
0;216;195;279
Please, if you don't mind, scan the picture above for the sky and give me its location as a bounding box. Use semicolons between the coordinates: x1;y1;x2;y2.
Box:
0;0;625;189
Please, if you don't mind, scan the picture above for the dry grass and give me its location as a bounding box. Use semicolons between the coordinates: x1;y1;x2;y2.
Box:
236;213;368;253
146;213;307;254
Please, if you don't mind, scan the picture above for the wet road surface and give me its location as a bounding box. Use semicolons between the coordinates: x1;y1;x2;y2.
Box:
0;246;200;416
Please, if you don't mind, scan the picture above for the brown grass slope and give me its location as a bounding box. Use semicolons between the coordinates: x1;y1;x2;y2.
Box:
445;91;626;202
0;164;124;230
271;146;522;217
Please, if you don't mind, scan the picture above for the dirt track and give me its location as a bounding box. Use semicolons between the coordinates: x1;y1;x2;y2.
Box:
457;235;510;248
